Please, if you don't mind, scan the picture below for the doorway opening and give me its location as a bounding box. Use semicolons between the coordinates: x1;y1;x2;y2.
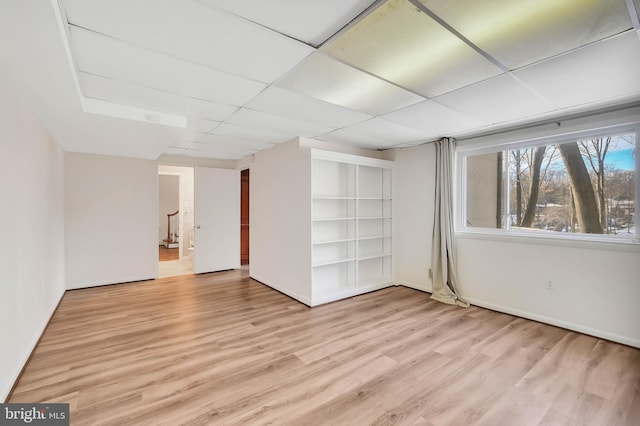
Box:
241;168;250;266
158;165;195;278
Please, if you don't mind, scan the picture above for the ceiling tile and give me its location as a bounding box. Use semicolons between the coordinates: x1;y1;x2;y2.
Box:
226;108;334;137
69;26;266;106
317;131;390;148
514;32;640;109
197;0;376;46
79;72;237;121
318;117;434;148
184;148;245;160
189;119;221;134
61;0;313;83
382;100;486;135
436;74;558;124
197;133;277;151
209;123;290;143
246;86;371;128
277;53;424;115
322;0;503;97
419;0;633;70
164;147;191;155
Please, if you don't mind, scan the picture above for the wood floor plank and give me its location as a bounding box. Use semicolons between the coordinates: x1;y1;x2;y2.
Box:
9;269;640;425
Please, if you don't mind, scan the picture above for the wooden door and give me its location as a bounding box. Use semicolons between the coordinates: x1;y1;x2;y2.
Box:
240;169;250;265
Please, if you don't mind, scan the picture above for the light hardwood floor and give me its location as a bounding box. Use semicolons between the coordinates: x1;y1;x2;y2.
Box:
159;246;179;262
10;269;640;425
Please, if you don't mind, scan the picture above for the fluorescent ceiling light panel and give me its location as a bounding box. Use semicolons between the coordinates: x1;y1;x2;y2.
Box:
246;86;372;128
382;100;486;135
78;72;237;121
436;74;557;124
322;0;503;97
81;97;187;128
277;53;424;115
514;32;640;108
419;0;633;70
69;26;266;106
60;0;312;83
196;0;376;46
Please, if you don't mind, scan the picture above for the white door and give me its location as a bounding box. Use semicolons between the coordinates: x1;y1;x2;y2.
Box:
194;167;240;274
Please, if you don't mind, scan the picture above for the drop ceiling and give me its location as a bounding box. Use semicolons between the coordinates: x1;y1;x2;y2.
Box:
2;0;640;160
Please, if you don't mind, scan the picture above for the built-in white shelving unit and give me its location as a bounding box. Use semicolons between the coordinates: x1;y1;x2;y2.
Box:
311;150;393;305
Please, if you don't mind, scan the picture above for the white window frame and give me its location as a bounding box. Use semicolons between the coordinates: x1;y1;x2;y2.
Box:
456;123;640;249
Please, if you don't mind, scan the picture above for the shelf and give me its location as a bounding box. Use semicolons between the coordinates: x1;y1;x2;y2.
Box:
312;238;356;245
310;154;393;305
313;195;357;200
358;253;392;261
312;217;356;222
358;235;392;241
312;257;356;267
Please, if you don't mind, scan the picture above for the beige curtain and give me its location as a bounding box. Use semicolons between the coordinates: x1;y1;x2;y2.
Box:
431;138;468;307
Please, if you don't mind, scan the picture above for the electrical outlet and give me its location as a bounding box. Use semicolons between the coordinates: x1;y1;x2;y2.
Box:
546;279;554;290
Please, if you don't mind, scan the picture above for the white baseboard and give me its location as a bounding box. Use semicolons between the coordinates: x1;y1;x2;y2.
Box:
464;296;640;349
66;274;155;290
395;281;432;293
2;288;65;402
250;275;312;306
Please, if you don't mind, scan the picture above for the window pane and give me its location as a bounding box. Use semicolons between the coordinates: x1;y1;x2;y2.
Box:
465;131;636;239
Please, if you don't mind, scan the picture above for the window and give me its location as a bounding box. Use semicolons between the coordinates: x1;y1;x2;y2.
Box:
461;128;638;242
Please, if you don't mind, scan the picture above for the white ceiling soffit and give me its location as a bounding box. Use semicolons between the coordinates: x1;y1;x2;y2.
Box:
60;0;313;83
68;26;266;107
246;86;372;129
322;0;504;97
382;100;486;135
196;0;377;46
78;72;238;122
277;53;424;116
514;31;640;109
419;0;633;70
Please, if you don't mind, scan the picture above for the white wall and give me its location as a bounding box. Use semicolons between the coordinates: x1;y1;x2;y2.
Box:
158;174;179;244
391;143;436;292
250;139;313;303
65;153;157;289
457;237;640;347
391;138;639;347
0;78;65;401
